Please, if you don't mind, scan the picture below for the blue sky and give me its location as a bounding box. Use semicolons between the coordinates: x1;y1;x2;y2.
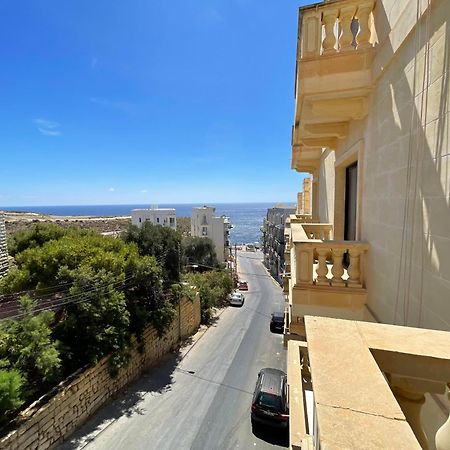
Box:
0;0;307;206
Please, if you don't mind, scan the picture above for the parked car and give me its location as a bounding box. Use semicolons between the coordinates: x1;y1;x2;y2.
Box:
246;244;256;252
251;368;289;428
238;280;248;291
270;312;285;333
229;292;245;307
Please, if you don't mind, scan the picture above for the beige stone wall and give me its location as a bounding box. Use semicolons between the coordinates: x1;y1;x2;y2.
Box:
0;297;201;450
317;150;335;224
311;0;450;331
362;0;450;331
307;2;450;444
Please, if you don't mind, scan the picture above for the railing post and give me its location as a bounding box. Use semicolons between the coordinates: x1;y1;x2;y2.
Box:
316;247;329;286
356;2;374;49
339;5;356;52
347;247;362;287
436;383;450;450
321;9;338;54
301;11;322;59
392;386;429;450
331;248;345;285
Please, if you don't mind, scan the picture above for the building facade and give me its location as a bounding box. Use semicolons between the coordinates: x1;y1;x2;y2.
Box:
191;206;231;263
131;208;176;230
262;205;296;285
0;213;8;277
285;0;450;448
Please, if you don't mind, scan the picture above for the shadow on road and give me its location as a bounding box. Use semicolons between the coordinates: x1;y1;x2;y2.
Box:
60;351;181;449
251;422;289;448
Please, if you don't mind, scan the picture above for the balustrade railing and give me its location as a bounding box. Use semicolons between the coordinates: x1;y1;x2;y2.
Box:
302;223;333;240
296;240;369;289
299;0;375;59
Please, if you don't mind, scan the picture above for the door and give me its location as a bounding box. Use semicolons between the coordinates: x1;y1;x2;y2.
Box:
344;162;358;241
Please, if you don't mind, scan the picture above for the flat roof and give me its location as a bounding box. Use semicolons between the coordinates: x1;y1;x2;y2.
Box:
131;208;176;212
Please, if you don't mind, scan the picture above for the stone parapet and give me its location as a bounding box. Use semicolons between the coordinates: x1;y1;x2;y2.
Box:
0;296;200;450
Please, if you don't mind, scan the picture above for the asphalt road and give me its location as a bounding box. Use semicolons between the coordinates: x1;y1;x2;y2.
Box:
60;251;288;450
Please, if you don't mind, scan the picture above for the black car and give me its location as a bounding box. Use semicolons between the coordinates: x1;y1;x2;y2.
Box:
270;312;285;333
251;368;289;428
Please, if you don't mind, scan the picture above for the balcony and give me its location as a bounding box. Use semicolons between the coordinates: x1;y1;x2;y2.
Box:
284;218;374;339
292;0;377;173
288;316;450;450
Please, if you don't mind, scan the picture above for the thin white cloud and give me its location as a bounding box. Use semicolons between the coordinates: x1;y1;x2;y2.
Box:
140;189;148;193
38;128;61;136
33;118;62;137
108;187;115;192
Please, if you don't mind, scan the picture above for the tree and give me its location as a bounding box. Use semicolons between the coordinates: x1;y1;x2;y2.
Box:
7;223;66;256
182;236;219;269
0;369;24;422
53;267;131;375
124;223;182;285
0;296;61;397
184;271;233;323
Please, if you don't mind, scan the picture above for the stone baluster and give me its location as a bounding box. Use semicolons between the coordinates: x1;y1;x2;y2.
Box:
322;9;338;55
356;2;374;49
339;6;357;52
331;248;345;285
436;383;450;450
315;247;329;286
392;386;429;450
347;247;362;287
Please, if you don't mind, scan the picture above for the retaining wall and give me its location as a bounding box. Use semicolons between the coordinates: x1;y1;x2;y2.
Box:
0;296;201;450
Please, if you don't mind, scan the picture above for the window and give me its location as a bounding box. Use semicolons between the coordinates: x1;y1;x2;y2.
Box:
202;226;208;236
139;218;141;223
169;217;175;224
156;217;160;223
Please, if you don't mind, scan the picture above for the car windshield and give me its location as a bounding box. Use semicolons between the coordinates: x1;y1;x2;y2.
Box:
257;393;282;410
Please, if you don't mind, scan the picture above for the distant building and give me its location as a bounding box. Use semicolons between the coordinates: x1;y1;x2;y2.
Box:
131;207;176;230
262;205;296;284
0;213;8;277
191;206;231;263
296;177;312;215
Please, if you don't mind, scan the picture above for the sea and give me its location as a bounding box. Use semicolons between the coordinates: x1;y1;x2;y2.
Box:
0;203;295;245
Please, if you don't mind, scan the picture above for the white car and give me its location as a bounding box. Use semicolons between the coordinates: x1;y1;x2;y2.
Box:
229;292;245;307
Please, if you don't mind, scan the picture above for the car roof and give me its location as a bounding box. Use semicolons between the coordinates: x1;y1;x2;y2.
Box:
272;312;284;318
259;368;286;395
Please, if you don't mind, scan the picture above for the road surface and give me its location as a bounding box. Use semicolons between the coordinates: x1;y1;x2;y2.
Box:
60;251;288;450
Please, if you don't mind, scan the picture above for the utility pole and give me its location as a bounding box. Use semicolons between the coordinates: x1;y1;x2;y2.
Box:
178;241;182;342
234;244;238;282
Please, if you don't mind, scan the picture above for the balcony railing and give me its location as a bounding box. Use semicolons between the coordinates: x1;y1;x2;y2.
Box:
287;222;369;290
299;0;376;60
296;240;369;289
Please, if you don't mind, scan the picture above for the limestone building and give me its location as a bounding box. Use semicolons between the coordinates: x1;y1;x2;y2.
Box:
262;205;296;284
0;213;8;277
191;206;231;263
131;207;176;230
284;0;450;448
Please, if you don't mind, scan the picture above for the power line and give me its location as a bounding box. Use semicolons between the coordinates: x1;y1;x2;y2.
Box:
1;275;136;321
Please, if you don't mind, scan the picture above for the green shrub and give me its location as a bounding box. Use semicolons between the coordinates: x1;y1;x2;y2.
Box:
0;369;24;421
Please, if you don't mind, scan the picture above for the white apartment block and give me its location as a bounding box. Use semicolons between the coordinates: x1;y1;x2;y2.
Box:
191;206;231;263
0;213;8;277
131;208;176;230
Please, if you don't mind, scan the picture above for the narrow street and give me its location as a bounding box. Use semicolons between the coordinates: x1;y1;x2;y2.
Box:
60;251;287;450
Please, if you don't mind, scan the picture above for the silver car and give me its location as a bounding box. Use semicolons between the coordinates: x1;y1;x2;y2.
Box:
229;292;245;307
